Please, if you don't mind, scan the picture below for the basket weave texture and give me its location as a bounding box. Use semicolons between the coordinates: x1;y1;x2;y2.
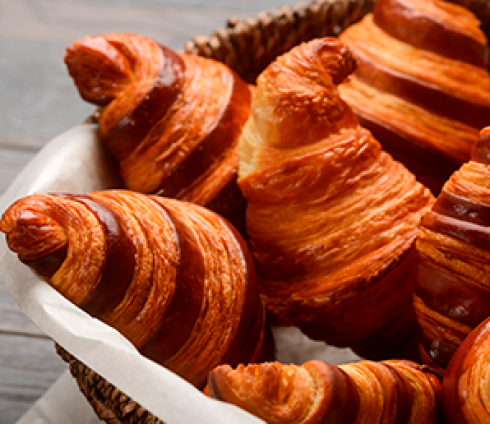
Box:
56;0;490;423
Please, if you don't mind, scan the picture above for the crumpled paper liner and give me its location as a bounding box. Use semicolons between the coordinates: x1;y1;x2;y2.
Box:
0;124;360;423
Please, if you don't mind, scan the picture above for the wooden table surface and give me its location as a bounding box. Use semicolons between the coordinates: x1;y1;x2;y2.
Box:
0;0;294;421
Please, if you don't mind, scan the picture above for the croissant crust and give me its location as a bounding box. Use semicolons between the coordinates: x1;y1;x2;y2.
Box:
414;126;490;374
338;0;490;193
237;37;434;358
443;315;490;424
208;359;443;423
0;190;272;388
65;33;251;232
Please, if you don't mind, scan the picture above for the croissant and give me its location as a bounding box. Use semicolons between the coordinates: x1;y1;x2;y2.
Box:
443;315;490;424
338;0;490;194
207;359;443;423
0;190;272;388
414;126;490;376
237;37;435;360
64;33;251;233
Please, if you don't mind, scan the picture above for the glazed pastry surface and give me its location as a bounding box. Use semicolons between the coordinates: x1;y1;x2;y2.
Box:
208;359;443;423
238;37;434;359
443;315;490;424
0;190;271;388
65;33;251;231
339;0;490;193
415;126;490;375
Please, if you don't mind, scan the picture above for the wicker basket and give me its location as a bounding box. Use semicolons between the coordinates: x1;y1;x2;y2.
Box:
56;0;490;422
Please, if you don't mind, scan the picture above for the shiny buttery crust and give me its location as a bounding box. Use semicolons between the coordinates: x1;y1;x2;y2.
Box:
414;126;490;375
208;359;443;423
0;190;272;388
338;0;490;193
443;315;490;424
237;37;435;359
64;33;251;232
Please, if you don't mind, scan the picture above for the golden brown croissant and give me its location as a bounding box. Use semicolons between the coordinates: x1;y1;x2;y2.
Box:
64;33;251;233
414;126;490;376
0;190;272;388
443;315;490;424
237;37;435;360
208;359;443;423
338;0;490;194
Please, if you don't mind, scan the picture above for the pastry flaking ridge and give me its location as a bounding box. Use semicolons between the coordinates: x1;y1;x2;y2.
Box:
0;190;272;388
208;359;443;423
64;33;251;233
443;314;490;424
237;36;435;359
414;126;490;375
338;0;490;194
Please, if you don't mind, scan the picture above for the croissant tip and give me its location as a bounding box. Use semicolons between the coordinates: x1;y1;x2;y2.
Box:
470;126;490;164
480;126;490;137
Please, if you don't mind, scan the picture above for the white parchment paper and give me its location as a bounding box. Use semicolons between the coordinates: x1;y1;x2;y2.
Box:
0;125;360;423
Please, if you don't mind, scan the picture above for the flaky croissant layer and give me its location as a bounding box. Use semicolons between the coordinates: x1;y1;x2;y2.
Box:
237;36;434;359
0;190;272;388
443;315;490;424
65;33;251;233
415;126;490;375
208;359;443;423
338;0;490;194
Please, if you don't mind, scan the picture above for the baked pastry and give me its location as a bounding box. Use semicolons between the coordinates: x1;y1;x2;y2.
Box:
414;126;490;376
64;33;251;233
338;0;490;194
0;190;272;388
208;359;443;423
237;36;434;359
443;315;490;424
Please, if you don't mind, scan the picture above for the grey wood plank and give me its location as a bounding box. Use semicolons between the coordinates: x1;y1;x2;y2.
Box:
0;333;67;423
0;0;293;48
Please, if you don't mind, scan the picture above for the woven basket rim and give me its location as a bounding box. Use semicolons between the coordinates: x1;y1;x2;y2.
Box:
58;0;490;423
183;0;376;83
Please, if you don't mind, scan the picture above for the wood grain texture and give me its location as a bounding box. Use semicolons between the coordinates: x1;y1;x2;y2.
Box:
0;0;293;421
0;333;66;423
